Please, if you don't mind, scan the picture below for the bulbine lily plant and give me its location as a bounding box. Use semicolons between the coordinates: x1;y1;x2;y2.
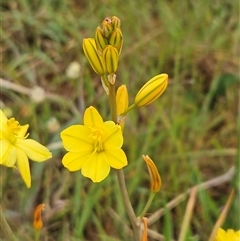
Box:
69;16;168;241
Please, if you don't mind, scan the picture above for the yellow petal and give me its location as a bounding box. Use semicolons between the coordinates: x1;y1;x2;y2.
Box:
104;149;127;169
0;140;17;166
16;139;52;162
81;152;110;182
16;148;31;188
104;124;123;149
84;106;104;127
0;110;8;138
62;151;90;171
0;109;8;125
61;125;93;152
17;124;29;138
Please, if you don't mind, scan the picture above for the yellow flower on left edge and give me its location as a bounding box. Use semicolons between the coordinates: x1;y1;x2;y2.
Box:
0;110;52;188
60;106;128;182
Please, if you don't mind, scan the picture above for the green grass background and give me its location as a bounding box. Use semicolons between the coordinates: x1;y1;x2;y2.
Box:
1;0;239;240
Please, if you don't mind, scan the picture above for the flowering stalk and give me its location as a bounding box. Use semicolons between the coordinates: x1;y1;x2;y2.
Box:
107;75;141;241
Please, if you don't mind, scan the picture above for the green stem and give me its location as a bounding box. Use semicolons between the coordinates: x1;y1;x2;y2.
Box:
108;81;117;123
139;192;156;218
0;206;18;241
107;78;141;241
116;169;141;241
35;230;40;241
119;103;136;118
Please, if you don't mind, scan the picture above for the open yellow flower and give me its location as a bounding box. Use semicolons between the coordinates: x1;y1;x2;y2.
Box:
60;106;128;182
0;110;52;188
215;228;240;241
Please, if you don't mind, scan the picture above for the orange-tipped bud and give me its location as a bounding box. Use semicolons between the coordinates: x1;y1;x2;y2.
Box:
135;74;168;107
142;155;161;192
33;203;45;230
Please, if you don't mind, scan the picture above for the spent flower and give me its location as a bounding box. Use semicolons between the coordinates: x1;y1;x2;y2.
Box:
60;106;127;182
33;204;45;230
0;110;52;187
142;155;161;192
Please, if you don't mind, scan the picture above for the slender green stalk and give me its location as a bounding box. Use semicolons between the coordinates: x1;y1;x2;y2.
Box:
35;230;40;241
139;192;156;219
116;169;141;241
108;78;141;241
0;206;18;241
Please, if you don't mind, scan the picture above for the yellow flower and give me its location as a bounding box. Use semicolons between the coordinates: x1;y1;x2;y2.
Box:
60;106;128;182
135;74;168;107
215;228;240;241
0;110;52;188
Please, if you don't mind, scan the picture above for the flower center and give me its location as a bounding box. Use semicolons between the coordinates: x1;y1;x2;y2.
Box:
7;118;21;144
89;127;104;152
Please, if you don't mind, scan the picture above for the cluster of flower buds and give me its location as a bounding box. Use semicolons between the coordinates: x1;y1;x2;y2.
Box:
83;16;123;76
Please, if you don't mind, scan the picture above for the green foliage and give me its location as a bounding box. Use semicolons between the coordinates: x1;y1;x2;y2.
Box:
1;0;239;240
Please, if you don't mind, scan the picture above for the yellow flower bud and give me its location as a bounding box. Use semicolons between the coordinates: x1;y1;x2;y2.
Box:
109;28;123;54
101;16;114;38
135;74;168;107
94;27;108;55
116;85;128;130
142;155;161;192
111;16;121;29
82;38;106;76
33;203;45;230
102;45;119;74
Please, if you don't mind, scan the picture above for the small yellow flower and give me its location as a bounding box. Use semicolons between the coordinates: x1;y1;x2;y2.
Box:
60;106;128;182
0;110;52;188
33;204;45;230
215;228;240;241
142;155;161;192
135;74;168;107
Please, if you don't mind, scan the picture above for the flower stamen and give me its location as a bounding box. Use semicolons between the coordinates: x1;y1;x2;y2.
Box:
7;118;21;144
89;127;104;152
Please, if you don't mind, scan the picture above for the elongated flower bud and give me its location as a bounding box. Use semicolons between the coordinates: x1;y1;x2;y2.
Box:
142;155;161;192
109;28;123;54
102;45;119;74
33;204;45;230
94;27;108;55
116;85;128;130
82;38;106;76
135;74;168;107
